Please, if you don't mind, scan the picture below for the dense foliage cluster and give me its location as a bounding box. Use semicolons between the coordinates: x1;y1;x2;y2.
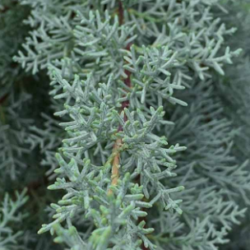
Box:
1;0;250;250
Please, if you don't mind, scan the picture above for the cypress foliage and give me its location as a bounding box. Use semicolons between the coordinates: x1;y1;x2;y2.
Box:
0;0;250;250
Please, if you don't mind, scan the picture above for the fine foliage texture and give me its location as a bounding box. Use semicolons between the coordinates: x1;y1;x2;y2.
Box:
0;0;250;250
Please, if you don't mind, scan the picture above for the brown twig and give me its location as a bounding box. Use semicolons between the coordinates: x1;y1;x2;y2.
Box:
118;1;124;25
107;138;122;196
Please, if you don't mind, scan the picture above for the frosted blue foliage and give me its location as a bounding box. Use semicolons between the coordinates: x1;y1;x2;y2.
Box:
15;0;239;81
11;0;250;249
37;64;185;249
152;81;249;249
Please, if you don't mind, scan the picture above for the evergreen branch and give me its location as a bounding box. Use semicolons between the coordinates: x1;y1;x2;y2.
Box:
11;1;250;249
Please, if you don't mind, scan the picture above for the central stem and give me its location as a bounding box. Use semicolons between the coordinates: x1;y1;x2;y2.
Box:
107;2;149;250
108;1;131;196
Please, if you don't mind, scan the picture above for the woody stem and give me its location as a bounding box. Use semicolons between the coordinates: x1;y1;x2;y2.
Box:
108;1;131;195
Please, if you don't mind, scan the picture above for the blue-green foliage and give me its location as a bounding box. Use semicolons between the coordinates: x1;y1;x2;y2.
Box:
216;1;250;249
0;0;250;249
0;189;28;249
15;0;248;249
0;2;61;249
158;81;249;249
0;0;31;180
0;92;35;180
